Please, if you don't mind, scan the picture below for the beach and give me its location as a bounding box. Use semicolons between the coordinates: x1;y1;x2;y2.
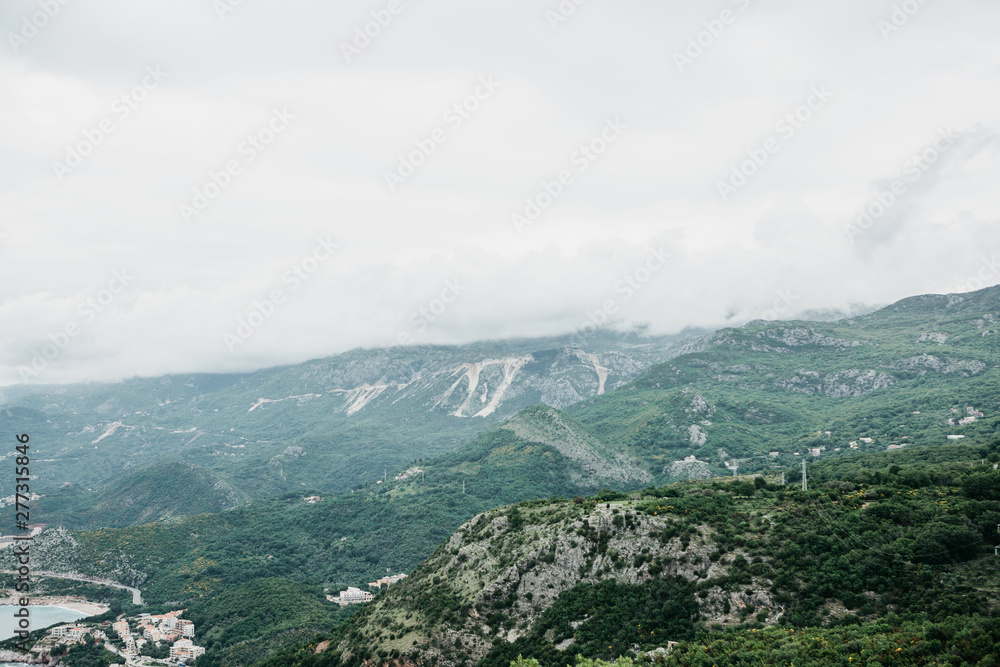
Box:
0;597;109;617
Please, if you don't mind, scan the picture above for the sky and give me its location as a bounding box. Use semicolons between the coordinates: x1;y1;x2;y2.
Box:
1;0;999;386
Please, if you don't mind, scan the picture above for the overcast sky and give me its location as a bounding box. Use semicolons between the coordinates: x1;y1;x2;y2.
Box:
1;0;999;386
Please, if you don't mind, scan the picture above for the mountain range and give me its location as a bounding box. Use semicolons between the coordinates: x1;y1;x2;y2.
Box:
0;329;701;500
6;284;1000;667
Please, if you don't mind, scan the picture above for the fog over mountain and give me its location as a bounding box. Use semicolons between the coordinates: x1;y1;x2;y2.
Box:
1;0;999;385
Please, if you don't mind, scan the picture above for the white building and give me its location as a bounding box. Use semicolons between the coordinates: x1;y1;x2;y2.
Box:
175;619;195;637
51;626;87;639
336;587;374;605
170;638;206;660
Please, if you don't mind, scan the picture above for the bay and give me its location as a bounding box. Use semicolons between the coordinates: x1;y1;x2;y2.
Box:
0;604;87;640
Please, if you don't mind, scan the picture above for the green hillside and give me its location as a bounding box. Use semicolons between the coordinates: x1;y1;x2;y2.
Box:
1;330;696;501
184;577;355;667
31;408;635;604
270;439;1000;667
41;462;246;529
566;285;1000;480
19;285;1000;667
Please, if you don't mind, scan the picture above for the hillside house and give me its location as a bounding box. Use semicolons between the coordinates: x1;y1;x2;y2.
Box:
333;587;373;605
369;573;408;589
170;638;206;660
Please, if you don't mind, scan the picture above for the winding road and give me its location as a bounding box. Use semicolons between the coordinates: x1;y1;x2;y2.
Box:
1;570;144;605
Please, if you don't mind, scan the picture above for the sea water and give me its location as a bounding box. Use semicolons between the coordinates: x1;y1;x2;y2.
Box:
0;604;87;640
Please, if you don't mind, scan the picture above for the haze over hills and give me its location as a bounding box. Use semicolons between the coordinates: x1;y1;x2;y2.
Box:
0;329;703;498
26;285;1000;565
11;284;1000;528
12;284;1000;667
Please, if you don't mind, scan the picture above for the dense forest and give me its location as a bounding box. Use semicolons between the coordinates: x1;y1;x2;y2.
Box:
257;438;1000;667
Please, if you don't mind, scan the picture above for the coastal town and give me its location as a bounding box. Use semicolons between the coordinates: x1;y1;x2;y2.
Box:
26;609;204;665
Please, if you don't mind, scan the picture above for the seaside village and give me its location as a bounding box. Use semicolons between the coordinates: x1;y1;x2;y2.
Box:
31;609;204;665
19;570;412;665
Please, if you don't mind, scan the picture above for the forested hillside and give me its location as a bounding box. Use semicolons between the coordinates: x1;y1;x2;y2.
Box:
262;439;1000;667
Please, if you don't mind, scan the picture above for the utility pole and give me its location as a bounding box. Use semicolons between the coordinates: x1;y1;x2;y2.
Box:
801;460;807;492
780;472;785;486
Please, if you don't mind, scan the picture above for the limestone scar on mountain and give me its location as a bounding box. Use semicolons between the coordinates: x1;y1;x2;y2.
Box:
92;420;124;444
573;349;611;395
247;393;322;412
335;383;391;415
435;356;534;418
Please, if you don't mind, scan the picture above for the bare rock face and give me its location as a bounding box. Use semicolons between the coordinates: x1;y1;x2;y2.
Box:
341;500;776;667
917;332;949;344
776;369;895;398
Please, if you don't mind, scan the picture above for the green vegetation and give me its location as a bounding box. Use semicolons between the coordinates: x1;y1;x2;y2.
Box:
19;286;1000;667
184;577;356;667
37;420;626;605
307;439;1000;667
481;578;700;667
41;461;246;529
52;636;119;667
509;616;1000;667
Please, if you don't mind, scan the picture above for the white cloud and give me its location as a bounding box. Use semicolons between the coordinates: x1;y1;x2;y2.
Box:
1;0;999;385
